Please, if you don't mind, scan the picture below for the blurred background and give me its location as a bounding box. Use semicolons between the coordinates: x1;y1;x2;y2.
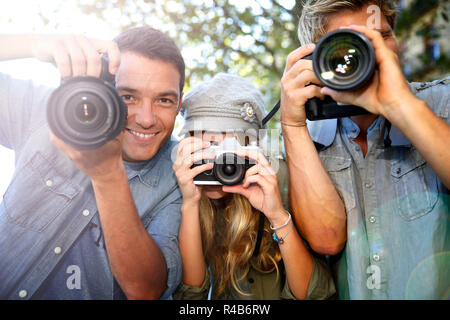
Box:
0;0;449;195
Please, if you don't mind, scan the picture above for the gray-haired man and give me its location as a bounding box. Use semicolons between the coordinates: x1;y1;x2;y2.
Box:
281;0;449;299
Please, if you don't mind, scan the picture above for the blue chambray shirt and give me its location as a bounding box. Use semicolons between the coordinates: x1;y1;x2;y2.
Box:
0;73;182;299
306;78;450;299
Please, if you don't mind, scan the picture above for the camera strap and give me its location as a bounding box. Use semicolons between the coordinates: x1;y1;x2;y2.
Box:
261;101;281;126
252;212;266;257
252;101;281;257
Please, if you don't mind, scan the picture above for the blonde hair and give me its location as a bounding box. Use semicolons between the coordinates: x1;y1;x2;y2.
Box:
298;0;398;46
199;193;282;298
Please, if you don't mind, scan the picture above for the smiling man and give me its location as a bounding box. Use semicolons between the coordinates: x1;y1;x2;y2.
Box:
117;51;182;162
0;27;185;300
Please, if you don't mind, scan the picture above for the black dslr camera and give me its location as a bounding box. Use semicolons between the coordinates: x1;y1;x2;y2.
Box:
46;56;127;149
304;29;375;120
192;137;258;186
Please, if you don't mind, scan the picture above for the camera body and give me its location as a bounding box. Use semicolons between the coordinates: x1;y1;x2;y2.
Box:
192;137;259;186
46;56;127;150
305;29;375;120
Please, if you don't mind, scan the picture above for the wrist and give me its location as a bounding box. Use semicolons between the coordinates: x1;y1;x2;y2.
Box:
268;209;291;230
382;95;424;125
91;163;128;188
281;117;309;134
282;122;311;143
181;199;200;213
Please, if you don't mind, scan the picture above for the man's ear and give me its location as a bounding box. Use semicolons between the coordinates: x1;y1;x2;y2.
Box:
176;92;184;114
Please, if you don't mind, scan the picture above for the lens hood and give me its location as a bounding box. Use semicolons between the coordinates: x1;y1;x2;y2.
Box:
312;29;375;91
213;153;247;186
47;76;127;150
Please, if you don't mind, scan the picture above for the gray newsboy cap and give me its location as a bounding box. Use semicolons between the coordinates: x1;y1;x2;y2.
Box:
180;73;267;138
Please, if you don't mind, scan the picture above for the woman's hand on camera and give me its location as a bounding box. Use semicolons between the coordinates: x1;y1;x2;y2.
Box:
222;150;286;225
173;137;215;204
30;34;120;79
281;43;325;125
320;24;417;117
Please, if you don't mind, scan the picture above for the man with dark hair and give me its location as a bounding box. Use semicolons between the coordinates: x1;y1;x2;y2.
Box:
281;0;449;299
0;27;185;299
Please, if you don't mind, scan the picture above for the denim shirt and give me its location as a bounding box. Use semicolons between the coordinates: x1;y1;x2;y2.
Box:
306;77;450;299
0;73;182;299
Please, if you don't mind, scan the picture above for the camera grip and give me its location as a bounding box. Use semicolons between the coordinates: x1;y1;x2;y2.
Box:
100;55;115;84
305;96;368;120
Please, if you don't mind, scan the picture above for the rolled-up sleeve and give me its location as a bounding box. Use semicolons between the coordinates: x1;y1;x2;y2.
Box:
280;255;336;300
0;73;52;151
173;268;211;300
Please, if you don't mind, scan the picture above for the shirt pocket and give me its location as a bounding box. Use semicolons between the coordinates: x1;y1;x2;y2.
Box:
390;155;438;221
322;156;356;212
2;152;79;232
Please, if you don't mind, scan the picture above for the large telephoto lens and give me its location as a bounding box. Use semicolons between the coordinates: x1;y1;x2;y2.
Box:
47;76;127;150
214;153;247;186
312;29;375;91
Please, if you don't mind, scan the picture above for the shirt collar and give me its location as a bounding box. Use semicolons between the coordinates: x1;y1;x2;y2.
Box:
124;136;176;187
307;116;411;147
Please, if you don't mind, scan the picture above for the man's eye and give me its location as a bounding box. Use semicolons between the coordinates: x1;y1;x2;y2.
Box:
121;95;135;102
381;31;392;39
159;98;175;105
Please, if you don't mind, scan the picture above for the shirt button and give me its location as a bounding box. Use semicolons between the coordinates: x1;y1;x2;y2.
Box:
82;209;90;217
369;216;376;223
45;179;53;187
18;290;27;298
373;254;380;262
54;247;62;254
364;182;373;188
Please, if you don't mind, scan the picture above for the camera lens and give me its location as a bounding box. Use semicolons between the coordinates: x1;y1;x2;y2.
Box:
313;29;375;91
222;164;237;176
47;76;127;150
65;93;108;133
74;100;98;124
214;153;246;186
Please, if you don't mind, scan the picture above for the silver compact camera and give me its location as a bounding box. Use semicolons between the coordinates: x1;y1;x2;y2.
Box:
192;137;261;186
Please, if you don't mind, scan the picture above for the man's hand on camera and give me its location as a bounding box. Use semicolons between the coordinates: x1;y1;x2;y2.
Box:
30;34;120;78
320;24;419;117
50;131;126;184
280;43;325;125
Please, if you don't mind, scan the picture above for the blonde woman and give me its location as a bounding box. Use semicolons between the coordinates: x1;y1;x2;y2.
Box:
173;73;335;300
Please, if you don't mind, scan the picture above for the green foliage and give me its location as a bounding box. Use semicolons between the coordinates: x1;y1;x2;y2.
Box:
76;0;305;129
75;0;449;122
395;0;450;81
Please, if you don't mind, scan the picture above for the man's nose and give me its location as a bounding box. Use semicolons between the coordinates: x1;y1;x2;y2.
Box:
135;100;157;129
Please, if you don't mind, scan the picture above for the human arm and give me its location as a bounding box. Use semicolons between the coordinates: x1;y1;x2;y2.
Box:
172;137;215;288
222;150;315;300
280;44;347;254
51;133;169;299
0;33;120;77
321;25;450;189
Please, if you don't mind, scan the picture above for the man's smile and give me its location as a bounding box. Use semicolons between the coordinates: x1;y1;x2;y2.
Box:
126;128;159;141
